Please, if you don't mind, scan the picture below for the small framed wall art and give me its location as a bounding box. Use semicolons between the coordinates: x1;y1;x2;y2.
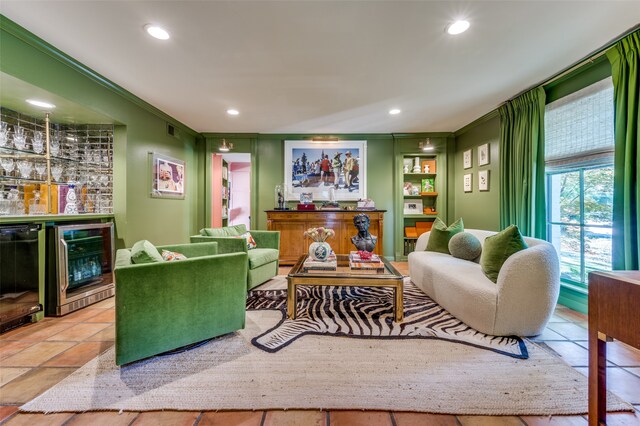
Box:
463;149;472;169
403;200;423;215
463;173;472;193
478;170;489;191
478;143;490;166
150;152;185;199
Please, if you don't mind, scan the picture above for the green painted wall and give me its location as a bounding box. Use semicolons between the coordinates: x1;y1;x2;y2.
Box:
204;134;397;258
452;114;501;231
0;18;202;247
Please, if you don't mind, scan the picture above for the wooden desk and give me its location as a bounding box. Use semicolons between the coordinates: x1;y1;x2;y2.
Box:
266;210;385;265
588;271;640;425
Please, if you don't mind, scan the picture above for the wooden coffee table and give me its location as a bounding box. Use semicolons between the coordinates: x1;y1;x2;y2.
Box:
287;254;404;322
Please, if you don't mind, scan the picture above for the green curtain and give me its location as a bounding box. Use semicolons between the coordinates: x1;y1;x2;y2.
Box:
498;86;547;239
607;31;639;270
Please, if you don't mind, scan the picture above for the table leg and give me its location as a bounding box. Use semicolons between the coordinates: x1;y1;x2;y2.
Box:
394;281;404;322
287;280;296;320
589;331;607;425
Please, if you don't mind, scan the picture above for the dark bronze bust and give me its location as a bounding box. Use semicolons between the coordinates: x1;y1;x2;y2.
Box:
351;213;377;252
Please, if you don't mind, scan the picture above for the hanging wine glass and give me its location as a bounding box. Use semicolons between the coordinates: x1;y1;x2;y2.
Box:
1;157;15;174
17;160;33;179
0;122;9;148
12;126;26;150
34;161;46;180
32;131;44;154
66;166;77;183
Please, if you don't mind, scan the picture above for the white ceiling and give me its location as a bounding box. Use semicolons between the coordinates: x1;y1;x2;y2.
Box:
1;1;639;134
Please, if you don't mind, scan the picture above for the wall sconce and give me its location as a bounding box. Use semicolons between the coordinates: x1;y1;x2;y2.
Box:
311;137;340;142
419;138;434;152
218;139;233;152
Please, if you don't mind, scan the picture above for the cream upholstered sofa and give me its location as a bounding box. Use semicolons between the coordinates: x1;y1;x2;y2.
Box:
408;229;560;337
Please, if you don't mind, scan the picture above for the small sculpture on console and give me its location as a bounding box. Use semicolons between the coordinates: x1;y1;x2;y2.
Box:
351;213;378;252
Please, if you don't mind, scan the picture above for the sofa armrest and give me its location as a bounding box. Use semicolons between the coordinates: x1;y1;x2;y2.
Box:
250;230;280;250
414;231;431;252
494;243;561;335
190;235;248;254
157;242;218;258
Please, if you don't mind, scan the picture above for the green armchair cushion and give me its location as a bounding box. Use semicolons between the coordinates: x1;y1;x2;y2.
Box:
201;224;247;237
248;248;279;269
130;240;164;264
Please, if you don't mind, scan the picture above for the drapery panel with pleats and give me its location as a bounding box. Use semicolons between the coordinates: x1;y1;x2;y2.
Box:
498;87;547;239
607;30;639;270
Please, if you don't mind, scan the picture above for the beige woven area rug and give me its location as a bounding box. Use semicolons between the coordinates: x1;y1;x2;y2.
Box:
22;277;632;415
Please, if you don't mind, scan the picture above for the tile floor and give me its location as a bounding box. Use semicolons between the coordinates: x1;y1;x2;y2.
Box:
0;263;638;426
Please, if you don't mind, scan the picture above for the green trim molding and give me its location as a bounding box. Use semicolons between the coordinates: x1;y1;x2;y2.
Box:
558;282;588;314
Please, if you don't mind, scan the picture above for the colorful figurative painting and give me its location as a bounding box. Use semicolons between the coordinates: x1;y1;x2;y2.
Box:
151;153;185;199
284;140;367;201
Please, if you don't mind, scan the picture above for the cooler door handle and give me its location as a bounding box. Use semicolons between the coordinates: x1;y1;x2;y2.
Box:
60;239;70;292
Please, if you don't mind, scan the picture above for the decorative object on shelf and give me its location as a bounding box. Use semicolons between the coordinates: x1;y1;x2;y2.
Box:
300;192;313;204
34;161;46;180
416;221;433;236
421;158;437;174
7;186;23;215
284;140;367;201
63;183;79;214
274;183;289;210
351;213;377;252
32;131;44;154
304;227;335;261
356;198;375;210
12;125;26;150
463;149;472;169
478;143;490;166
421;178;435;193
321;186;341;209
150;152;185;199
16;160;33;179
28;189;46;215
412;156;421;173
464;173;472;192
0;122;8;147
424;207;437;214
296;203;316;211
0;193;9;216
479;170;489;191
50;132;60;156
218;138;234;152
51;164;64;182
403;182;419;195
403;164;410;174
423;164;430;173
1;157;15;175
404;200;423;215
405;226;418;238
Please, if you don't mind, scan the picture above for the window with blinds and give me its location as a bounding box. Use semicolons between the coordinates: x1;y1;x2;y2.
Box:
544;77;614;287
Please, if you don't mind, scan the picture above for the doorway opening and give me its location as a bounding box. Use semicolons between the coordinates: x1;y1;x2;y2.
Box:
212;153;251;229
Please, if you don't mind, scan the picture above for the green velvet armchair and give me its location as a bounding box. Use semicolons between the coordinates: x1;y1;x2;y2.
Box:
114;242;247;366
190;224;280;290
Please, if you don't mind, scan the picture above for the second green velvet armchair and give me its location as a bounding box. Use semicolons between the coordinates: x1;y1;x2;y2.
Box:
190;224;280;290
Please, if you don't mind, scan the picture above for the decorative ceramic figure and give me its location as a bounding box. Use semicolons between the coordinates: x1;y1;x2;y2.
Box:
64;183;79;215
423;164;430;173
304;227;335;261
403;164;410;174
351;213;378;252
274;183;287;210
412;157;421;173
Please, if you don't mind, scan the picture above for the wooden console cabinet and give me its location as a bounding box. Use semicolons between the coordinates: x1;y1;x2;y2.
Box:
266;210;385;265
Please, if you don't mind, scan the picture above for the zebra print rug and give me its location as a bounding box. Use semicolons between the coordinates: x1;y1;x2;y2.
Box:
246;281;528;359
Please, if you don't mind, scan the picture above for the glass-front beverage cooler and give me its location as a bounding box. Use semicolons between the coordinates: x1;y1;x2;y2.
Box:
46;222;114;316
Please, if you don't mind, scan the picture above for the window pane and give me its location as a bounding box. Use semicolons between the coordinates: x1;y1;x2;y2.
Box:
584;226;612;275
584;166;614;226
549;171;581;223
550;224;582;282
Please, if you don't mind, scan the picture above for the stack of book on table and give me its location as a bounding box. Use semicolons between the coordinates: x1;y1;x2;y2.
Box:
349;251;385;271
303;253;337;271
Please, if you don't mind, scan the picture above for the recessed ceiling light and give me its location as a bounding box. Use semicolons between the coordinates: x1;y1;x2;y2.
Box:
144;24;170;40
226;109;239;116
446;20;470;35
26;99;55;109
389;109;401;115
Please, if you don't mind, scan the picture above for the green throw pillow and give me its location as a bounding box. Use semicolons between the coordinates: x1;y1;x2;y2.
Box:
480;225;528;283
426;217;464;254
131;240;164;264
